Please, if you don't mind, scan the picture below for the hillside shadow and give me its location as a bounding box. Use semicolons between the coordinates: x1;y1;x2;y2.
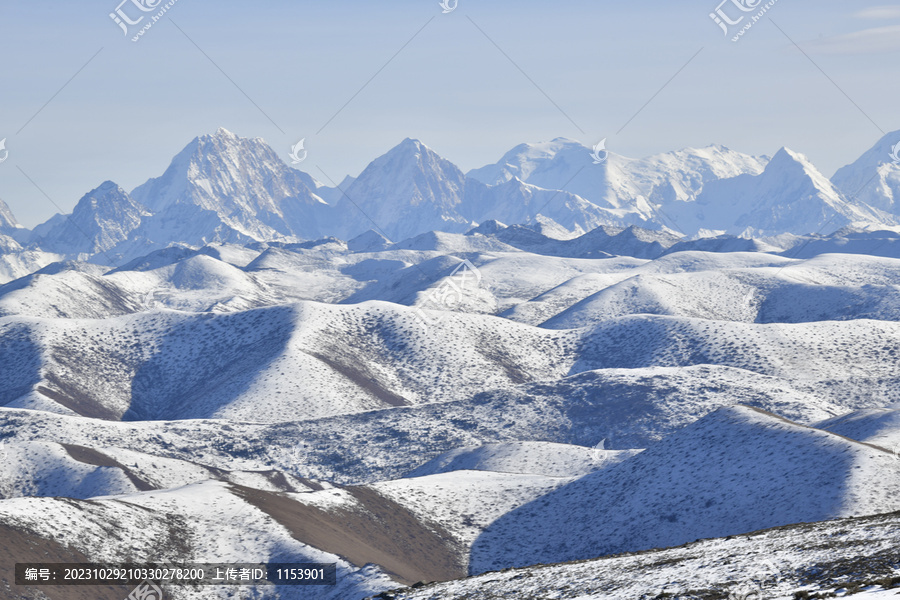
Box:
469;410;868;576
124;305;295;420
0;323;44;407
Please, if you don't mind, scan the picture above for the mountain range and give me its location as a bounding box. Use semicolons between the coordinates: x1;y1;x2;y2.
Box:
3;127;900;281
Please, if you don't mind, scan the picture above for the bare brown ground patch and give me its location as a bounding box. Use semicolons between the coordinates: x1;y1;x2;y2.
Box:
231;483;466;585
305;350;411;407
59;444;156;492
38;374;120;421
257;470;323;493
0;523;132;600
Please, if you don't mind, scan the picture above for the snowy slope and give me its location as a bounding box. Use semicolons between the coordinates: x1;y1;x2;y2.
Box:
0;438;322;500
783;227;900;260
3;239;900;433
0;480;401;600
4;405;900;600
542;252;900;327
469;405;900;572
0;248;61;285
0;362;853;488
4;246;900;427
814;407;900;451
369;470;569;570
7;302;900;424
405;441;626;478
386;509;900;600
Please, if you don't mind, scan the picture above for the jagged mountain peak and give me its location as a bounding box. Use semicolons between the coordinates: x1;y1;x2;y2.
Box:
666;143;895;237
0;198;21;232
769;146;815;169
396;136;426;149
32;181;149;258
213;126;238;138
763;147;841;196
78;180;136;210
334;139;471;241
832;129;900;214
126;129;329;248
372;138;459;173
8;130;900;266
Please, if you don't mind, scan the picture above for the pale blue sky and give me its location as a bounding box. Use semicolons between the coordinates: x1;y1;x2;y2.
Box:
1;0;898;227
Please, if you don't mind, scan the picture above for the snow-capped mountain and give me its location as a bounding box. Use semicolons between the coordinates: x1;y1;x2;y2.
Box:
466;176;624;235
130;127;331;244
632;143;770;204
468;137;652;215
333;138;473;241
30;181;150;260
0;198;21;234
0;199;62;281
669;147;897;236
832;129;900;214
0;198;28;254
332;137;636;242
467;137;770;225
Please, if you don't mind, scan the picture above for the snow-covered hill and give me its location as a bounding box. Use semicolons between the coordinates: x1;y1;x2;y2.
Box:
3;404;900;600
406;441;629;478
385;508;900;600
469;405;900;572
